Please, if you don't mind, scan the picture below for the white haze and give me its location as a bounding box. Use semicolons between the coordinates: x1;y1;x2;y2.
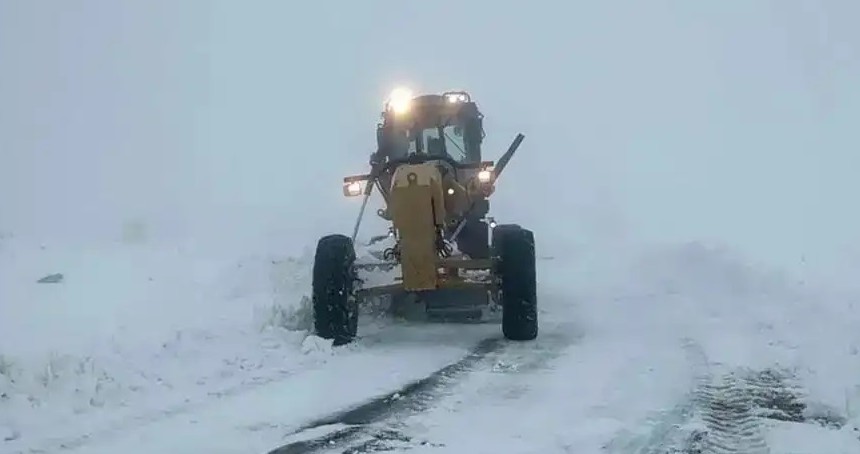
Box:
1;1;858;284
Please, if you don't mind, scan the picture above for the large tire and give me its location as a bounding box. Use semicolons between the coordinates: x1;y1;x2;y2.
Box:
493;224;538;341
312;234;358;345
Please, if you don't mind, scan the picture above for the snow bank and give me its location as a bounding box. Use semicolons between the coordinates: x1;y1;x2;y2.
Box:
0;237;314;449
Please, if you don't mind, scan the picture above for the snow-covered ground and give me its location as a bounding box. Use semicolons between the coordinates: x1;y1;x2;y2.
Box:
382;243;860;453
0;235;501;453
2;4;859;453
2;234;859;453
0;237;299;450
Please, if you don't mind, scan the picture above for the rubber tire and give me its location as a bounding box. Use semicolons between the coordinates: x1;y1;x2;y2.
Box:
493;224;538;341
312;234;358;346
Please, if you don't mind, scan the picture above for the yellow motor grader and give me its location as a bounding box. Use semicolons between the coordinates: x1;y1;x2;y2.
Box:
312;88;536;345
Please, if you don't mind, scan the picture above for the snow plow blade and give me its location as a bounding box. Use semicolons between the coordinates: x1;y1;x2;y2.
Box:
357;258;495;298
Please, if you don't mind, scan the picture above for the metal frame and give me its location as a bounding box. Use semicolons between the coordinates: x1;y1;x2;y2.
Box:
349;90;524;312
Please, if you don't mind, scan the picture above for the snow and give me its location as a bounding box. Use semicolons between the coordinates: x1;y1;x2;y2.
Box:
3;2;860;453
0;239;300;450
353;243;860;453
0;237;501;453
3;233;859;453
767;420;860;454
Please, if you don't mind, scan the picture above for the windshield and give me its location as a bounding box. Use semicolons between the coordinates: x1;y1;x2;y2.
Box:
395;125;468;162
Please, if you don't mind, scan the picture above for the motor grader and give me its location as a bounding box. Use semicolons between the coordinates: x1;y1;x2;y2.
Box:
312;88;537;345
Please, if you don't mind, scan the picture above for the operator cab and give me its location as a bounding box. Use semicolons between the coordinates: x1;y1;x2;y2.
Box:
360;88;496;260
389;122;469;162
375;89;485;167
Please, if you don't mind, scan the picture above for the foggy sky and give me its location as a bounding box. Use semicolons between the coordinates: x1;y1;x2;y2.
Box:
1;1;858;277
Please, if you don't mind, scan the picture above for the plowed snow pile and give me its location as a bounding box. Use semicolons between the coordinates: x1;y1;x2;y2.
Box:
0;238;316;449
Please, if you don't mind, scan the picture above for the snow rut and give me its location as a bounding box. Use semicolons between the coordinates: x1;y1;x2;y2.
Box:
693;372;769;454
269;337;506;454
609;339;844;454
269;322;581;454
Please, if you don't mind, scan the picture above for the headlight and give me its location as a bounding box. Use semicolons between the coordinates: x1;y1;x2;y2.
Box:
347;181;362;195
477;169;492;183
343;179;366;197
446;93;468;103
387;87;413;114
444;91;470;103
344;173;372;196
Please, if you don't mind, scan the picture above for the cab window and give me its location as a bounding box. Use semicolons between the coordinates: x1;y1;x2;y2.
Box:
390;125;471;163
441;125;467;162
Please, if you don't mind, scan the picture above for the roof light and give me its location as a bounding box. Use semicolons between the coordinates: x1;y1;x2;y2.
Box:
446;93;468;103
387;87;413;114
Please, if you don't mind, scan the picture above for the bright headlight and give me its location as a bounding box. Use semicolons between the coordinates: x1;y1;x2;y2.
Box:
343;180;364;197
347;181;362;195
477;169;492;183
387;87;413;114
343;173;371;197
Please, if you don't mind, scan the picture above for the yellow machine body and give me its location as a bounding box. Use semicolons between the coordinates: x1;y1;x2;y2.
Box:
389;162;447;291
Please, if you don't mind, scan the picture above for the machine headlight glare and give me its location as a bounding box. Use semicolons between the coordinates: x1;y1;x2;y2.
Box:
344;181;363;197
478;169;492;183
387;87;413;114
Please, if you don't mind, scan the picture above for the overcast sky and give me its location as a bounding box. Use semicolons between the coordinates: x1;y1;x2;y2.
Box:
1;1;858;277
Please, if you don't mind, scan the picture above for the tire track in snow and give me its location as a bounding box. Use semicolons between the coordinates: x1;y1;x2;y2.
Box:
607;337;772;454
17;326;485;454
268;336;505;454
685;338;769;454
269;323;581;454
694;372;770;454
607;338;851;454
